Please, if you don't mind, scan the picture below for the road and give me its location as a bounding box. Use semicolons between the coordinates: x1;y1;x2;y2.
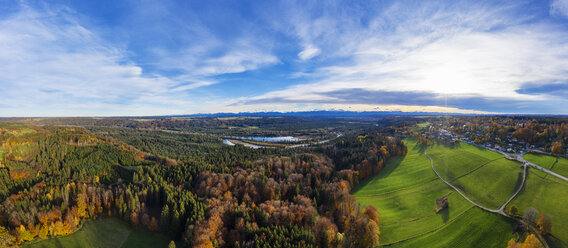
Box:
461;139;568;182
424;152;503;214
424;147;549;248
498;163;527;212
518;155;568;182
425;151;527;213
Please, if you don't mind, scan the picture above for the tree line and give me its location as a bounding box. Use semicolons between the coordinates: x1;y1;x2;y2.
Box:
0;121;406;247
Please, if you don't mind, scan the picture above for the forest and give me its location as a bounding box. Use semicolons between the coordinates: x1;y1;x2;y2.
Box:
0;118;407;247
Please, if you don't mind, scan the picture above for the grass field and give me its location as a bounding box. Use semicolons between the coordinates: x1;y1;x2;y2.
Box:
508;170;568;248
427;142;503;181
352;139;436;194
448;158;523;209
21;128;37;134
550;156;568;179
410;123;430;133
428;142;522;209
524;153;568;178
352;138;521;247
353;139;474;244
23;218;171;248
388;207;515;248
524;153;555;168
355;180;474;244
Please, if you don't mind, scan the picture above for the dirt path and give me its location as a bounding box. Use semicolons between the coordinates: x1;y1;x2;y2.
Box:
462;139;568;182
498;163;526;212
424;150;548;248
424;152;502;214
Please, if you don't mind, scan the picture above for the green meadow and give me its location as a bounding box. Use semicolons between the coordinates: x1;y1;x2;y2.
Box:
352;138;520;247
355;180;473;244
23;218;171;248
352;139;435;195
427;142;502;181
428;142;522;209
508;170;568;247
388;207;515;248
446;158;522;209
524;153;568;179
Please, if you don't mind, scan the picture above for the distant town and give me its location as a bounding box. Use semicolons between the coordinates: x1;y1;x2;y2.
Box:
415;117;568;156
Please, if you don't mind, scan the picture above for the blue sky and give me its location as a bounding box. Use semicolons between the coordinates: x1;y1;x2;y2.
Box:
1;0;568;116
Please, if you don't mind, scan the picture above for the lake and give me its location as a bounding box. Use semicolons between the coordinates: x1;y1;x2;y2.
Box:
233;136;302;142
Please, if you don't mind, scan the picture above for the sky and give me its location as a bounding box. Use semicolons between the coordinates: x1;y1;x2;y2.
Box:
1;0;568;116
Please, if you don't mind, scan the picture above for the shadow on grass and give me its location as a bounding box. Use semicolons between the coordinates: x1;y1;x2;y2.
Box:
411;141;427;154
452;182;467;194
438;140;461;149
438;206;450;224
350;155;406;194
514;171;524;190
547;234;568;248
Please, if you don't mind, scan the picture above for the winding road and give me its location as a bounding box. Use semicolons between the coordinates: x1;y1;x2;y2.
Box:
498;163;527;212
424;146;549;248
461;139;568;182
520;156;568;182
424;152;504;214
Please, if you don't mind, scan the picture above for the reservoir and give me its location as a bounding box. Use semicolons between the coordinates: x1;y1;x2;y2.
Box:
232;136;302;142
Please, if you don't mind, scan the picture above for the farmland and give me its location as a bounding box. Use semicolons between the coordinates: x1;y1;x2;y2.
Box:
507;170;568;247
352;139;435;194
353;137;520;247
524;153;568;178
427;141;523;210
355;180;474;244
352;139;473;244
388;207;515;248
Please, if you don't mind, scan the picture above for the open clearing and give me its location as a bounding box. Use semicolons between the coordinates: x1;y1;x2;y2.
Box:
427;142;502;181
352;138;517;247
525;153;568;179
353;139;472;244
446;158;522;209
388;207;514;248
508;170;568;248
352;139;436;195
23;218;170;248
428;142;523;210
355;180;473;244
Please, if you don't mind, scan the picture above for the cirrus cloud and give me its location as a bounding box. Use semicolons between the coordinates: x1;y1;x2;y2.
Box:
232;1;568;114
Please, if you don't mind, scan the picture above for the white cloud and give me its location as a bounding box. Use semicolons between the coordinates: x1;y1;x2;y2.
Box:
2;1;567;116
0;3;280;116
234;1;568;114
551;0;568;17
150;37;279;77
298;45;321;60
169;81;216;92
0;5;192;116
199;49;278;75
